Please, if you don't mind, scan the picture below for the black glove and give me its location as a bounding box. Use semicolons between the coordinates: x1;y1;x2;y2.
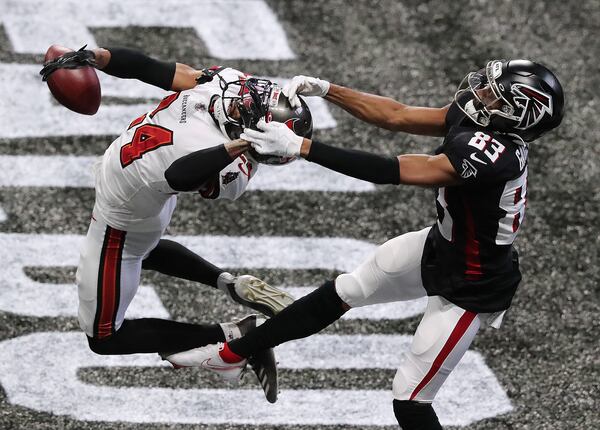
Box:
195;66;225;85
39;45;97;81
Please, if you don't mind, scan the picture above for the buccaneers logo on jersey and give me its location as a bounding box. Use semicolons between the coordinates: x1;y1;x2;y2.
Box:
511;83;553;130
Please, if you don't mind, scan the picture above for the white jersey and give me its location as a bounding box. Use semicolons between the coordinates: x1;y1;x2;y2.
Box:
94;68;258;232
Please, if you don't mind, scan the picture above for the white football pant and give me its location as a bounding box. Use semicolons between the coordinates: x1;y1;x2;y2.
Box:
76;205;172;338
335;227;497;402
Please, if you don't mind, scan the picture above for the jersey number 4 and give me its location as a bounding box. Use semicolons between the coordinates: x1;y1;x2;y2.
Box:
120;124;174;168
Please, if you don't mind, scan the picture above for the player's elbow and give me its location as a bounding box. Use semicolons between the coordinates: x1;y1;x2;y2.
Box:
165;166;196;192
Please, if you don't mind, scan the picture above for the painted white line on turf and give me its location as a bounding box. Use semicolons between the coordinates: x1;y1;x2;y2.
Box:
0;332;513;427
284;287;427;320
0;155;374;192
0;64;336;138
1;0;294;59
0;233;375;317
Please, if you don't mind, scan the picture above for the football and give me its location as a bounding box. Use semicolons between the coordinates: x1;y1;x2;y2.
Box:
44;45;101;115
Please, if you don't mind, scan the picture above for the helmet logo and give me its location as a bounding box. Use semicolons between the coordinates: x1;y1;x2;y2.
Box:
284;117;299;132
511;83;553;130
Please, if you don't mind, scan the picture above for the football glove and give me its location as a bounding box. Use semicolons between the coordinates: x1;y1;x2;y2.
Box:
241;119;303;158
39;45;96;81
282;75;330;108
195;67;222;85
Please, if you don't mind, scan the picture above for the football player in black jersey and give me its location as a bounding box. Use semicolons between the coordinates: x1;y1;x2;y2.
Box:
162;59;564;429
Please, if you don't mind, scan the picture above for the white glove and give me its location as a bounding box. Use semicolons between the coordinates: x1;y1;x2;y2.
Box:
282;75;330;108
240;119;303;157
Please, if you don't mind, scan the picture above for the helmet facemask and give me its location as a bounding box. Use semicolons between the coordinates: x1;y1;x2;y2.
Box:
455;61;518;129
215;76;273;139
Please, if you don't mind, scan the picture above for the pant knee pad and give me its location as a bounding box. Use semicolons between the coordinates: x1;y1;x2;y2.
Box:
392;363;414;400
335;273;366;307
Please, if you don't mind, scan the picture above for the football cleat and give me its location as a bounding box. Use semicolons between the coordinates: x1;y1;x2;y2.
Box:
163;343;247;384
248;348;279;403
220;316;279;403
160;314;262;361
218;273;295;318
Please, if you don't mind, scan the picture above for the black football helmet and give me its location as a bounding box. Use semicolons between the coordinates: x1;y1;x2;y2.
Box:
211;73;313;165
455;59;564;142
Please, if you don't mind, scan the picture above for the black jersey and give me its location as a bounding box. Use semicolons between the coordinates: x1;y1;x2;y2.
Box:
421;100;528;313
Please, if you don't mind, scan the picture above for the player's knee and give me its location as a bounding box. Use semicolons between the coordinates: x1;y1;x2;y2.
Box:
86;322;127;355
392;364;414;400
87;334;115;355
335;272;367;308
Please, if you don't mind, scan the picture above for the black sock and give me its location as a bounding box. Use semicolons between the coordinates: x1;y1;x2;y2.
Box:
87;318;225;355
228;280;347;357
393;400;443;430
142;239;223;287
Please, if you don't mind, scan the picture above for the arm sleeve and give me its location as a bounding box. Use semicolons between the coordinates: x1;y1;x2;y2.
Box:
164;144;233;192
102;47;176;90
306;140;400;185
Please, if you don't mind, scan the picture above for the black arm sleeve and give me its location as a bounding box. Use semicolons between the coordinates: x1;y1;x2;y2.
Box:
102;47;176;91
165;145;232;192
306;140;401;185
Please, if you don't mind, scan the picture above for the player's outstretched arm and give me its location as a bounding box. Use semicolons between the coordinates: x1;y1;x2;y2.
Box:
242;120;462;187
325;83;450;136
40;46;207;91
298;139;461;187
92;47;206;91
283;75;449;137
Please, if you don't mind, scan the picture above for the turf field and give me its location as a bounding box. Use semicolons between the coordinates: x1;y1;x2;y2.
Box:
0;1;598;429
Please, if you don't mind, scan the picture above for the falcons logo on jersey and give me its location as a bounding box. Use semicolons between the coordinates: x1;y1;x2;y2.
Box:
511;83;553;130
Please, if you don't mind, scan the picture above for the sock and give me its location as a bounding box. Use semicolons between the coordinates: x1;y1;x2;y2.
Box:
87;318;225;355
393;400;443;430
219;342;244;363
142;239;223;287
228;280;346;358
216;272;235;293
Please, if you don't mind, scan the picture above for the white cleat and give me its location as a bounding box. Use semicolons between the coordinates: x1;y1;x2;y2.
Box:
218;273;295;318
161;314;279;402
163;343;247;384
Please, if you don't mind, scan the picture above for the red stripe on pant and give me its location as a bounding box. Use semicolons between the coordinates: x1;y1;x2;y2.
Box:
409;310;477;401
94;226;126;339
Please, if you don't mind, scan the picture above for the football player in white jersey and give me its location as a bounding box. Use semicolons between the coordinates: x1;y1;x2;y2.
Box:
41;46;312;403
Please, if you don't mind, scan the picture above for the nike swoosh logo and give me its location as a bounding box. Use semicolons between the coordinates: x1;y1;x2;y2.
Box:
470;152;488;165
201;358;244;371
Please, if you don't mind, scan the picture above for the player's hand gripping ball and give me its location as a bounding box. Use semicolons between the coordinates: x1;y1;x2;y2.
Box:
40;45;101;115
